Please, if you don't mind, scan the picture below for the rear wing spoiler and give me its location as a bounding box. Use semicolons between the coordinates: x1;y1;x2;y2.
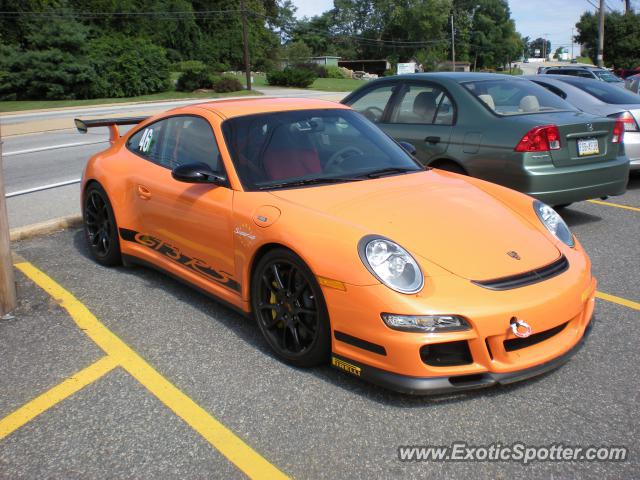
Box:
74;117;148;143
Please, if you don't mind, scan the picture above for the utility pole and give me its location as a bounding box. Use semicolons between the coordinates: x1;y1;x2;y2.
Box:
451;14;455;72
240;0;251;91
597;0;605;67
0;123;17;318
625;0;631;13
571;27;574;60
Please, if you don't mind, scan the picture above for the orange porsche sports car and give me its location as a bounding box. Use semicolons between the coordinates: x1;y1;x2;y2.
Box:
76;98;595;394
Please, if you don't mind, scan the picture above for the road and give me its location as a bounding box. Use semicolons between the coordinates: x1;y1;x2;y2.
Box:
1;88;346;228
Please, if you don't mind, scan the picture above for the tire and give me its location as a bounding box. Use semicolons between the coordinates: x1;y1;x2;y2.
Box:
432;161;466;175
83;183;122;266
251;249;331;368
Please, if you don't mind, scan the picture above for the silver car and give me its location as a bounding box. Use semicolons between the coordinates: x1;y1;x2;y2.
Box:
528;74;640;171
626;74;640;94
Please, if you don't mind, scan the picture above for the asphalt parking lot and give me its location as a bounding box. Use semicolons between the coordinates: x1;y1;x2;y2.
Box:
0;175;638;479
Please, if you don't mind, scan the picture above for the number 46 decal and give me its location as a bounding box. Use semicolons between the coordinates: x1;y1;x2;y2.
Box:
138;128;154;153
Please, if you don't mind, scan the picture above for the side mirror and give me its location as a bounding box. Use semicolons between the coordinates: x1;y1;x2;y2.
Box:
172;162;226;185
399;141;417;156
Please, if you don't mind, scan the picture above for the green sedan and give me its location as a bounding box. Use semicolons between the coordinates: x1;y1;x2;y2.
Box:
342;73;630;206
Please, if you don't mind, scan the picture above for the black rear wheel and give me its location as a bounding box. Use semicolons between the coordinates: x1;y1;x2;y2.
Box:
83;183;121;266
251;249;331;368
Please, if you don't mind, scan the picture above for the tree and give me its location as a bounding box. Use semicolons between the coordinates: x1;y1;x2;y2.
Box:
468;0;522;70
285;40;312;64
0;16;98;100
575;11;640;68
528;37;551;58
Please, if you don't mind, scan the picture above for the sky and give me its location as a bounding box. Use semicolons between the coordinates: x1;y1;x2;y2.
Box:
290;0;633;52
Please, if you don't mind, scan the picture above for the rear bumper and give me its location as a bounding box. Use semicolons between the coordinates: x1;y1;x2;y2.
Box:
332;314;594;395
524;154;630;205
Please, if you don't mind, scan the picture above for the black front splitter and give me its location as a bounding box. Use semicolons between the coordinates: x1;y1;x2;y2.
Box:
331;316;594;396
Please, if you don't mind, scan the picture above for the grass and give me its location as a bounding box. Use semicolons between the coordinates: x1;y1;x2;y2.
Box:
0;89;261;113
310;78;367;91
502;67;524;76
575;56;593;65
233;72;366;92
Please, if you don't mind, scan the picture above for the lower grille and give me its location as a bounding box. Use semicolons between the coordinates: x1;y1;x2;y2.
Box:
421;341;473;366
472;255;569;291
503;322;568;352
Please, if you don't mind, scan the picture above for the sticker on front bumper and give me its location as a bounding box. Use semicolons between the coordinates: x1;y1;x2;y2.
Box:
332;357;361;376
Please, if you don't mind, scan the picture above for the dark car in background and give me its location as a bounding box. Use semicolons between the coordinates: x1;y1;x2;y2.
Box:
528;74;640;171
342;73;629;206
625;73;640;95
540;66;625;87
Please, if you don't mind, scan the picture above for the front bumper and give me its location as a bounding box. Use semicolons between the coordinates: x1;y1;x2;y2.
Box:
331;314;594;395
323;241;596;394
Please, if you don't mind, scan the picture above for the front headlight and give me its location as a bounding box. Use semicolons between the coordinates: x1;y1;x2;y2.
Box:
358;236;424;294
533;200;575;247
382;313;470;333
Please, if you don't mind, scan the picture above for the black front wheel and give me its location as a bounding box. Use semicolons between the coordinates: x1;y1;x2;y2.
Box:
251;249;331;368
83;183;122;266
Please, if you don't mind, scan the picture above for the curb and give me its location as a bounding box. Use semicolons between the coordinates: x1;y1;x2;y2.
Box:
10;215;82;242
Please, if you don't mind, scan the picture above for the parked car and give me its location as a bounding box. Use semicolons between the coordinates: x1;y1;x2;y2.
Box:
625;73;640;95
539;65;625;86
75;97;596;394
527;74;640;171
341;73;629;206
616;67;640;79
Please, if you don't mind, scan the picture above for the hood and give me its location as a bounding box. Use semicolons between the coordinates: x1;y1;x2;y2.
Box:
270;171;560;280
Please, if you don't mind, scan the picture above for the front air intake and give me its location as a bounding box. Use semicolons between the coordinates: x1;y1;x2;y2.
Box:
472;255;569;291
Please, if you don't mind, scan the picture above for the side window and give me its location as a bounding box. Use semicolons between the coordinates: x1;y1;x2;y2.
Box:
127;120;167;164
348;84;396;123
390;84;455;125
534;82;567;99
127;116;222;172
575;70;594;79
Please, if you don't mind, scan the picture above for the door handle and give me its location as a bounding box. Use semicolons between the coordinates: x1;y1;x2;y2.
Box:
137;185;151;200
425;136;441;144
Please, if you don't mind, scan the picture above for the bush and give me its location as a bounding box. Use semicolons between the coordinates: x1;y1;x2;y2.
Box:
210;75;243;93
326;65;346;78
295;62;328;78
383;69;396;77
87;35;170;98
175;61;211;91
266;68;317;88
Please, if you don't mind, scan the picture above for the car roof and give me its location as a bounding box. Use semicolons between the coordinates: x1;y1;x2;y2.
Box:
544;65;601;71
188;97;349;119
373;72;526;83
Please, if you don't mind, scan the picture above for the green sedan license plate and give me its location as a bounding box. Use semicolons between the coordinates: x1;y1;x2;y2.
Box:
577;138;599;156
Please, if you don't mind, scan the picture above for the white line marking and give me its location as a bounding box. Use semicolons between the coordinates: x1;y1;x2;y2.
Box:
6;179;81;198
4;141;107;156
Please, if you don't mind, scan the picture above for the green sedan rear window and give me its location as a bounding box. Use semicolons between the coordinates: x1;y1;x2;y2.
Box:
463;79;575;116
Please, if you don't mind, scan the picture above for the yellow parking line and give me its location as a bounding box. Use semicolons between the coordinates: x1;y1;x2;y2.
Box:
587;199;640;212
14;261;288;480
596;291;640;311
0;355;117;440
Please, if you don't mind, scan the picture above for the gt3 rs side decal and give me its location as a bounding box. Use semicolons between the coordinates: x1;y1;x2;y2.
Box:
119;228;241;293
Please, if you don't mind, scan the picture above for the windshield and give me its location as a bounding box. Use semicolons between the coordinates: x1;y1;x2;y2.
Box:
462;78;575;116
222;109;423;191
560;76;640;104
593;70;623;83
